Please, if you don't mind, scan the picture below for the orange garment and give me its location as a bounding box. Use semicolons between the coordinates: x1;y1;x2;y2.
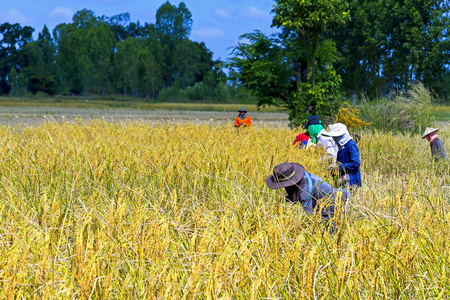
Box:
234;115;252;127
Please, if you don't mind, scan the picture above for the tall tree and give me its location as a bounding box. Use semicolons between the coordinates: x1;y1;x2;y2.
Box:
21;25;57;94
272;0;350;89
0;23;34;94
228;31;294;107
155;1;192;42
54;9;114;94
155;1;193;87
334;0;450;99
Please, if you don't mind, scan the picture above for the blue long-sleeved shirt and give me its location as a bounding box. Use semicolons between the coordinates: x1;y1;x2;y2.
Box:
291;172;347;220
337;139;361;186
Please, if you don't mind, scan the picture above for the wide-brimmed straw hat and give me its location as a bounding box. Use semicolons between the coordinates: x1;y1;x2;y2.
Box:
238;107;247;113
422;127;439;139
266;162;305;189
321;123;348;137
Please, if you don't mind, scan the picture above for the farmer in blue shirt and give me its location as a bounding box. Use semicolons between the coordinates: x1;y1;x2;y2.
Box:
322;123;362;187
266;162;347;221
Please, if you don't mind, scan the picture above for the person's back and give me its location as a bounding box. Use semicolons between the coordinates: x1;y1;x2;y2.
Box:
317;130;338;166
430;138;447;159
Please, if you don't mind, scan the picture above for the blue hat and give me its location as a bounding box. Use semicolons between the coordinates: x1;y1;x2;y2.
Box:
303;115;321;129
238;107;247;113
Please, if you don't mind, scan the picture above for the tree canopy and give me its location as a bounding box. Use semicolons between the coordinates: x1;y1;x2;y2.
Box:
1;0;450;111
0;2;225;99
229;0;450;126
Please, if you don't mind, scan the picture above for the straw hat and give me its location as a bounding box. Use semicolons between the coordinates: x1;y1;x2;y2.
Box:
422;127;439;139
266;163;305;189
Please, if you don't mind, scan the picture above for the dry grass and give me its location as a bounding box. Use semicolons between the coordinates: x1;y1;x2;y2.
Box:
0;121;448;298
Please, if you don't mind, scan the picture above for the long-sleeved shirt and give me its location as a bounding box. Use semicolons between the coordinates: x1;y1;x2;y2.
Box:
430;138;447;160
317;131;338;166
286;172;347;220
337;139;361;186
234;115;252;127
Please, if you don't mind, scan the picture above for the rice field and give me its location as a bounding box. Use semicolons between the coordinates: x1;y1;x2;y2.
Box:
0;114;448;298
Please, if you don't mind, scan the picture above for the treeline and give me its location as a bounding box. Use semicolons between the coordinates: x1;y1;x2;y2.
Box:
1;0;449;110
0;2;232;100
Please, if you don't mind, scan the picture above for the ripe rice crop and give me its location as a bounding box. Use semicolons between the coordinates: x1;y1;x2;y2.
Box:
0;121;448;298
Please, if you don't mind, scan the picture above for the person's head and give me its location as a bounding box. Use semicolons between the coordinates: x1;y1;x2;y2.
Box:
322;123;347;138
422;127;439;142
320;123;352;147
266;162;305;190
303;115;322;130
238;107;247;116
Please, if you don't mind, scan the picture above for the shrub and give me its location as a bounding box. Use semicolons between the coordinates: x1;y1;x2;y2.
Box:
157;86;181;102
360;83;435;134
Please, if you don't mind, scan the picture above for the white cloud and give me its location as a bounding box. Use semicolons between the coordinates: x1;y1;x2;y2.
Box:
191;27;225;41
239;6;271;21
48;6;74;21
214;8;231;21
0;9;29;24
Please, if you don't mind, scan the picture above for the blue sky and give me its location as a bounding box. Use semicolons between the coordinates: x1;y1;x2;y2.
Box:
1;0;280;61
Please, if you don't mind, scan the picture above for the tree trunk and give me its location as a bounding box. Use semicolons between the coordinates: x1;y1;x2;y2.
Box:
312;38;317;91
293;56;301;91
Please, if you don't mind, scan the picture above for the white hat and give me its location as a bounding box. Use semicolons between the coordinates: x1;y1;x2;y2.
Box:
422;127;439;139
321;123;348;137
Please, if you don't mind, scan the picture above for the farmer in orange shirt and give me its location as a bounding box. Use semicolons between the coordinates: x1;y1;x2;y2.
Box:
234;107;252;127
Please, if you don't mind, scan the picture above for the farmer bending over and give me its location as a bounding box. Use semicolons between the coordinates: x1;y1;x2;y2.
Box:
266;162;347;221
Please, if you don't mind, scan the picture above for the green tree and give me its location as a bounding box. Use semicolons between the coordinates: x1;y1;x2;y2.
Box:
54;9;115;94
21;25;57;94
229;31;345;126
228;31;294;107
334;0;450;99
87;23;115;95
155;1;192;42
272;0;350;90
155;1;193;87
114;38;140;96
0;22;34;94
229;0;350;126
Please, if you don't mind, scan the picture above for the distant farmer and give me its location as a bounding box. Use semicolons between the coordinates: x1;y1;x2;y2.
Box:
422;127;447;160
322;123;361;187
234;107;252;127
292;115;319;149
266;162;347;221
293;131;311;148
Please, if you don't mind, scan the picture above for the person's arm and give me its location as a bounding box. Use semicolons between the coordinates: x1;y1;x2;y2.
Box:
234;117;241;127
338;142;360;173
243;116;252;126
